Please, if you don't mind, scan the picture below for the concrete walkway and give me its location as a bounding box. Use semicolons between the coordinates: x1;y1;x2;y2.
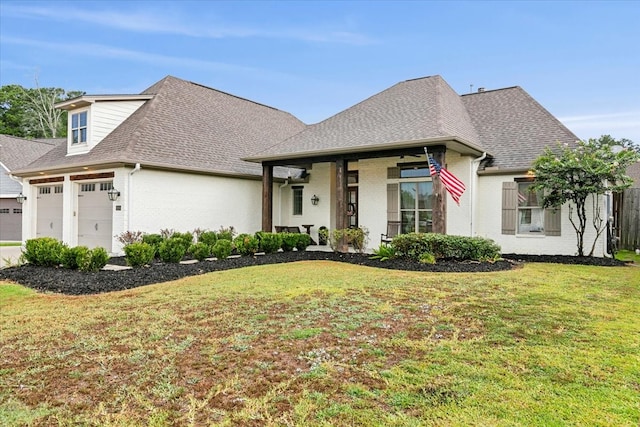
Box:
0;244;23;268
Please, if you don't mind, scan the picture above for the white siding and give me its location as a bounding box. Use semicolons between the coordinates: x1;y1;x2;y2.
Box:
475;174;607;256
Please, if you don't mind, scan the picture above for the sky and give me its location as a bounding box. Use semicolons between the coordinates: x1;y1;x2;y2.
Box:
1;0;639;143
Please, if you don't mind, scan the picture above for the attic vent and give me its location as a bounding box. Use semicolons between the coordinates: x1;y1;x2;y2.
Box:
478;87;485;93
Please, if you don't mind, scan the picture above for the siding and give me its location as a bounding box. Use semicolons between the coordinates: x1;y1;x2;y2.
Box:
91;101;147;147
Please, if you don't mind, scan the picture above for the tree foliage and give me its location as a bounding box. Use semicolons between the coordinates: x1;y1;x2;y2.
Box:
531;135;639;256
0;81;84;138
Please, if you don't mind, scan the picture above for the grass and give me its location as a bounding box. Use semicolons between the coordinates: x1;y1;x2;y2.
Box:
1;261;639;426
616;249;640;264
0;242;21;247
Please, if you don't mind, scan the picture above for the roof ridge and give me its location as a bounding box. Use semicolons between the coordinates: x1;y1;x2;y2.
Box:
460;86;520;97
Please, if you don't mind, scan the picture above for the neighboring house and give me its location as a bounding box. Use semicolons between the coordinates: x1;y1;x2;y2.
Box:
10;74;610;256
614;161;640;250
0;135;60;241
10;76;306;253
246;75;607;256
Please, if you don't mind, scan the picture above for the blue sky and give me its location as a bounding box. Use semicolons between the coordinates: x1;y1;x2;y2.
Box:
1;0;639;142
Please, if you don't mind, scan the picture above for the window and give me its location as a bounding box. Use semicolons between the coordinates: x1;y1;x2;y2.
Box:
400;181;433;234
100;182;113;191
81;183;96;192
13;208;22;214
292;186;303;215
39;187;51;195
71;111;88;144
54;185;63;194
517;182;544;233
0;208;9;214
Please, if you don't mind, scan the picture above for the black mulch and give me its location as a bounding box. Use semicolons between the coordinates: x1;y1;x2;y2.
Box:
0;251;626;296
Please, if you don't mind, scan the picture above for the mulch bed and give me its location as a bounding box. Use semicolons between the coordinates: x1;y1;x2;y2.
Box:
0;251;626;296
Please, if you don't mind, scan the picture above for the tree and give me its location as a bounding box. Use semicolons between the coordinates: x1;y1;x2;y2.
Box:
0;81;84;138
531;135;639;256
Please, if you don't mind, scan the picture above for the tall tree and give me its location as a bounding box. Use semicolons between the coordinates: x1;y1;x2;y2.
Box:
531;135;639;256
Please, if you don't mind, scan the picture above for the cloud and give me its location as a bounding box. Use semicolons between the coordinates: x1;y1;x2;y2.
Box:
0;3;376;45
559;111;640;142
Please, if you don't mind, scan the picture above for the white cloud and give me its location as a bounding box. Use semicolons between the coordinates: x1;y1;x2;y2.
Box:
559;111;640;142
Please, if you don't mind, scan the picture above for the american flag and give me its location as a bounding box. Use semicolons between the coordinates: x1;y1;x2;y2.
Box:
427;155;466;205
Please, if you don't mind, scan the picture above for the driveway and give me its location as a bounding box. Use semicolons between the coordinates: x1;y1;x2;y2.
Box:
0;244;23;268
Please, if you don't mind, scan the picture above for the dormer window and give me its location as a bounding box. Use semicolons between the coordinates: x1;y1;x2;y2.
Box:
71;111;88;144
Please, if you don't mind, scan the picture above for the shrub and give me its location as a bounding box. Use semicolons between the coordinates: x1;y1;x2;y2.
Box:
255;232;282;254
217;226;236;242
158;238;187;263
328;227;370;253
280;233;299;252
212;239;233;260
392;233;501;262
87;247;110;272
234;233;259;256
124;242;156;267
141;234;163;257
419;252;436;264
60;245;88;270
189;242;211;261
370;244;397;261
171;232;194;252
115;230;144;246
198;231;218;246
295;233;312;251
23;237;65;267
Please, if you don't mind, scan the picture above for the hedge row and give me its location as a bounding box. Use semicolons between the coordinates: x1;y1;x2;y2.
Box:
23;237;109;272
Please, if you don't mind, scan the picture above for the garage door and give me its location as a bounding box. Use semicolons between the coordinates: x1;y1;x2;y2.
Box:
36;185;63;240
0;199;22;241
77;181;113;250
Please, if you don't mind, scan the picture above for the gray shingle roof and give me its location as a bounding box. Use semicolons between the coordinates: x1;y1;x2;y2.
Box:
249;76;481;161
0;134;60;171
461;87;579;170
13;76;307;177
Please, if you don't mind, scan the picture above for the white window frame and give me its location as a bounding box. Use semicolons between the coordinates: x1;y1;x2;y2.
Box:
71;110;88;145
517;182;544;234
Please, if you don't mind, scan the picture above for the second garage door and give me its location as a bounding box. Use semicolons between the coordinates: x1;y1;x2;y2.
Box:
77;182;113;250
36;185;63;240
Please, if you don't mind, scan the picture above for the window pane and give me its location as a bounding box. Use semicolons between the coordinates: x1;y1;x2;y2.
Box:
518;183;542;207
72;114;78;128
518;207;544;233
72;130;79;144
418;211;432;233
400;167;429;178
400;182;416;209
417;181;433;209
292;188;303;215
80;128;87;142
79;111;87;127
401;211;415;234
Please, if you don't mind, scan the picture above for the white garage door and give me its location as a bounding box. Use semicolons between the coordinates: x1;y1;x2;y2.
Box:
36;185;63;240
77;182;113;250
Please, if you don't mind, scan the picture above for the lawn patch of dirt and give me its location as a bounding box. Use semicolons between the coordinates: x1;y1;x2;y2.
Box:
0;251;624;296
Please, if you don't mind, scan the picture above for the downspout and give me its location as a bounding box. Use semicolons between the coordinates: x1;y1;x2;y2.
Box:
127;163;141;232
278;179;290;226
470;152;487;236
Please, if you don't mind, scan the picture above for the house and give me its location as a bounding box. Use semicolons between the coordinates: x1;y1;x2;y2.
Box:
9;76;306;253
0;135;60;241
10;74;608;256
246;76;605;256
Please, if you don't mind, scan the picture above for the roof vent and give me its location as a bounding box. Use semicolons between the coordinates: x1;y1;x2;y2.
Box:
478;87;485;93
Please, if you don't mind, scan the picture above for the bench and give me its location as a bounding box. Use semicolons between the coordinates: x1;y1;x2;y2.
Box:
381;221;401;244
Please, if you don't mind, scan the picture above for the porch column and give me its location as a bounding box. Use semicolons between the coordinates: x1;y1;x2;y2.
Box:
335;158;348;251
431;149;447;234
262;165;273;232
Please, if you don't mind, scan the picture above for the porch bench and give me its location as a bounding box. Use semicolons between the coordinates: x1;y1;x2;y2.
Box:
381;221;401;245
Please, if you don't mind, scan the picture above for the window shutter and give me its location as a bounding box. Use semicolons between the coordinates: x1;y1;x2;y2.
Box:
544;207;561;236
387;167;400;179
502;182;517;235
387;183;399;221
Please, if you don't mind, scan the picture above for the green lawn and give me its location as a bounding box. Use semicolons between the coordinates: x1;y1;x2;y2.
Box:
617;249;640;264
0;242;21;247
1;261;638;426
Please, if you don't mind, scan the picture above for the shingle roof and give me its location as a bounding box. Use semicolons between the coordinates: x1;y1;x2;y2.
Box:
627;162;640;188
13;76;307;177
0;134;60;171
248;76;481;161
461;87;579;170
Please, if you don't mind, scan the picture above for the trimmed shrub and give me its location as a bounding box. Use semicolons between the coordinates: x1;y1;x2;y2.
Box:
158;237;187;263
233;233;259;256
295;233;312;251
171;232;194;252
60;245;88;270
124;242;156;267
87;247;110;272
23;237;65;267
392;233;501;262
198;231;218;246
217;226;236;242
141;234;163;257
212;239;233;260
255;232;282;254
189;242;211;261
280;233;299;252
328;227;370;253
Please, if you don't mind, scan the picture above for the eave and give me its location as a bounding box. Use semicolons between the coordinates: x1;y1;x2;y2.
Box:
55;95;154;111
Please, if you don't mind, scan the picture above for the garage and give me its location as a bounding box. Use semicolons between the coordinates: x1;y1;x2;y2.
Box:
36;184;63;241
0;198;22;241
77;181;114;250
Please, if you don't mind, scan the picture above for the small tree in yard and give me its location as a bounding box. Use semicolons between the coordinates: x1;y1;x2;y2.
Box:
531;135;639;256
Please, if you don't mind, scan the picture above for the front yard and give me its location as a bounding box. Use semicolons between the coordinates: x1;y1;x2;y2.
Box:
1;261;638;426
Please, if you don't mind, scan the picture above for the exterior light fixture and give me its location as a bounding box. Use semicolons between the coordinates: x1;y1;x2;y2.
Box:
107;187;120;201
311;195;319;205
16;193;27;204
